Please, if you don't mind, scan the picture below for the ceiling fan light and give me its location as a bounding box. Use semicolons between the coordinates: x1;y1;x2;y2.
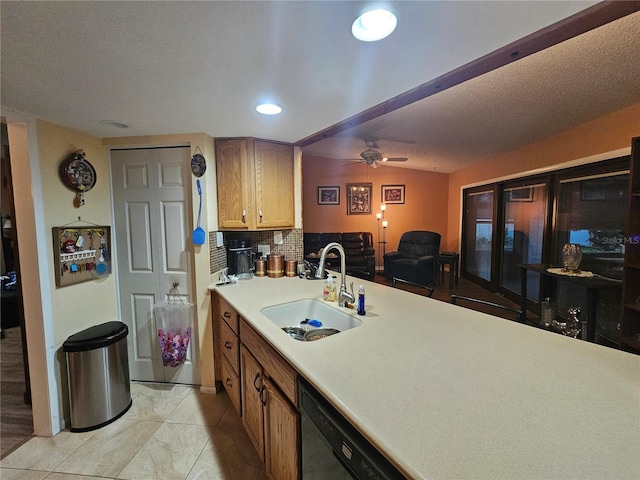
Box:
352;9;397;42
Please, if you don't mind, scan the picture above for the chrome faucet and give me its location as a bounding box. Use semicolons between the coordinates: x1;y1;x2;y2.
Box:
315;242;355;307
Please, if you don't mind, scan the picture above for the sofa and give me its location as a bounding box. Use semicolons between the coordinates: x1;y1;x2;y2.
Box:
303;232;375;279
383;231;441;286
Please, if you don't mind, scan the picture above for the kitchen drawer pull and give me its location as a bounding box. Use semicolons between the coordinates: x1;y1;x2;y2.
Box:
224;341;233;349
223;311;231;318
253;372;261;391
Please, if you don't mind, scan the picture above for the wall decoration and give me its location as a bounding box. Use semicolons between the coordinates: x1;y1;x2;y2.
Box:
580;180;606;200
347;183;372;215
59;149;96;207
318;186;340;205
191;146;207;177
53;223;111;287
506;187;533;202
381;185;405;204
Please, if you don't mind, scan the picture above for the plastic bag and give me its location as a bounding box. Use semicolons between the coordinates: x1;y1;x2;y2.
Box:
154;300;193;367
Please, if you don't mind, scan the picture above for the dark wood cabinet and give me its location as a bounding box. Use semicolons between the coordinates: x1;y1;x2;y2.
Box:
620;136;640;353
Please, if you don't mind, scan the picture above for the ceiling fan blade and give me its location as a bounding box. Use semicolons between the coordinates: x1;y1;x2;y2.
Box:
381;157;408;162
341;159;366;167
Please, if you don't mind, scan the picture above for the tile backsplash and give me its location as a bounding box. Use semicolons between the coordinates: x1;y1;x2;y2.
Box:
209;229;303;274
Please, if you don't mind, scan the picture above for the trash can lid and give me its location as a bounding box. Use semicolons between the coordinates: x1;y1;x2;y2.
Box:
63;321;128;352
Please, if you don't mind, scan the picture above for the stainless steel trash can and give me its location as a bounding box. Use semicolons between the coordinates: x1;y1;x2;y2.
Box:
63;321;132;432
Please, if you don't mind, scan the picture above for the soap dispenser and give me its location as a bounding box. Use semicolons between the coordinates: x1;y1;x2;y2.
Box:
323;275;337;302
357;285;366;315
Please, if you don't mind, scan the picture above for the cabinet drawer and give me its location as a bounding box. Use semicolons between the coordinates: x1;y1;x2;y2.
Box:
240;318;298;406
220;320;239;374
221;356;241;415
219;297;238;333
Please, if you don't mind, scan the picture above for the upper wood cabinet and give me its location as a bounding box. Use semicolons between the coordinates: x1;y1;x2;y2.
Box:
216;138;294;230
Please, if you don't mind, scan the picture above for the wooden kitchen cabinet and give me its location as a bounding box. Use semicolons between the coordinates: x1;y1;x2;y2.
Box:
221;355;241;414
240;317;300;480
217;296;241;414
264;377;300;480
213;292;300;479
241;345;265;462
215;138;294;230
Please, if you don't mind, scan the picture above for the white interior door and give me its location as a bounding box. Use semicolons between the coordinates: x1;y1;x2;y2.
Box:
110;147;200;384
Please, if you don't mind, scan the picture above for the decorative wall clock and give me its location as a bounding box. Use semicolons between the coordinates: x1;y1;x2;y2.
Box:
59;149;96;206
190;146;206;177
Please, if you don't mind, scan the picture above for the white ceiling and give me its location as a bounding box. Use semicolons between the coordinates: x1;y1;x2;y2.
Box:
305;10;640;172
2;1;639;173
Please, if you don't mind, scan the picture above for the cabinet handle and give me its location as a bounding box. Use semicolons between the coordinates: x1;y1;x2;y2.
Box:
223;311;231;318
224;341;232;349
253;372;261;391
225;378;233;387
259;384;267;406
242;210;246;224
258;210;263;223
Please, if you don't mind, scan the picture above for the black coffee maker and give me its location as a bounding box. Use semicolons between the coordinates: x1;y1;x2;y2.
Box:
228;239;254;279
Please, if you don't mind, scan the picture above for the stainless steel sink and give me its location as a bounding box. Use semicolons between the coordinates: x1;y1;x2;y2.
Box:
261;299;362;340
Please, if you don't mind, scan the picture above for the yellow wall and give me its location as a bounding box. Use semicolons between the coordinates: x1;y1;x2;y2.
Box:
38;120;119;429
7;119;55;435
21;119;118;432
302;156;449;264
37;120;118;344
446;103;640;252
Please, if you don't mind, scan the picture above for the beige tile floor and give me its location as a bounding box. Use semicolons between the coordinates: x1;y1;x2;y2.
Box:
0;382;266;480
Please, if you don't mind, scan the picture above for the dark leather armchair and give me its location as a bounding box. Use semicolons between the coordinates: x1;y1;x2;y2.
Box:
384;231;441;286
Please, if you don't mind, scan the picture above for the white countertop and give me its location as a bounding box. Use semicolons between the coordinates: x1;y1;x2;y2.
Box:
212;274;640;479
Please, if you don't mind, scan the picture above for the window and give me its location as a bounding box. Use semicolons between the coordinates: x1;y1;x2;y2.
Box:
501;183;547;301
463;190;495;283
461;157;629;345
556;171;629;279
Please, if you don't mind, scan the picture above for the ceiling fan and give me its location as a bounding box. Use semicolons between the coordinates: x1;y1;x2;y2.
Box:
350;140;408;168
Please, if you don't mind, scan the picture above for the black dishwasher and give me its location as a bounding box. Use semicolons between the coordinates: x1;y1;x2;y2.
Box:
299;378;406;480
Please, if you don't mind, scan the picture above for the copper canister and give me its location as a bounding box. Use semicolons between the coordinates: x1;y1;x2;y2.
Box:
254;258;267;277
267;254;284;278
285;260;297;277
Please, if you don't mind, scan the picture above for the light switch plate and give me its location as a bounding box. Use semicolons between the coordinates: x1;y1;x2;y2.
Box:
258;244;270;256
274;231;283;245
216;232;224;247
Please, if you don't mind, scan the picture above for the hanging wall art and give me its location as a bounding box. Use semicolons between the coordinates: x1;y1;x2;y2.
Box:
59;149;96;207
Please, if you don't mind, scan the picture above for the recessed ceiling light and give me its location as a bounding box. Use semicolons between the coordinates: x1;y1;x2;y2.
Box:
99;120;130;129
352;9;397;42
256;103;282;115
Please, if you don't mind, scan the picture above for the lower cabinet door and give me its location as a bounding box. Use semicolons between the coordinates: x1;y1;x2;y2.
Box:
241;345;265;461
264;377;300;480
221;356;241;414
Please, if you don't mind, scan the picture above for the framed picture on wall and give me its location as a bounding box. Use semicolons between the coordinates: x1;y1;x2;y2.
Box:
580;180;606;200
381;185;405;204
346;183;372;215
318;186;340;205
506;187;533;202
